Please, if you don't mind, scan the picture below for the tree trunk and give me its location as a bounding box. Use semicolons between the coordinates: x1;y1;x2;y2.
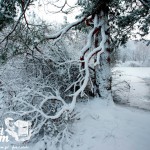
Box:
94;9;112;98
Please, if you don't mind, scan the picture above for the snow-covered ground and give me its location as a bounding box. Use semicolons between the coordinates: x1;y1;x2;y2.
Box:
63;98;150;150
4;97;150;150
112;67;150;110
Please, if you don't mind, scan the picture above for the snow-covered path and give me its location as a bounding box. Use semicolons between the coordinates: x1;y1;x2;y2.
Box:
113;67;150;110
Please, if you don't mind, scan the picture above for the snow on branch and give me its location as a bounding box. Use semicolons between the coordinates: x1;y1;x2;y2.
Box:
67;14;108;112
80;15;104;60
69;46;104;112
39;17;86;44
11;86;69;120
139;0;150;8
2;11;109;142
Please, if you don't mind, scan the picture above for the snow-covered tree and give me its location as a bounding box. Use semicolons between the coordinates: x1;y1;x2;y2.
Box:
0;0;149;148
119;40;150;65
0;0;34;30
35;0;149;97
0;21;89;147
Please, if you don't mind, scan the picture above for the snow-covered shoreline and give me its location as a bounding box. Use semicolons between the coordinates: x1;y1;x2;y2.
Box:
112;67;150;110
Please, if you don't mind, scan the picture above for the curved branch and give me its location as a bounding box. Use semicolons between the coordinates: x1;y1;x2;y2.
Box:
139;0;150;9
38;17;86;44
0;0;30;44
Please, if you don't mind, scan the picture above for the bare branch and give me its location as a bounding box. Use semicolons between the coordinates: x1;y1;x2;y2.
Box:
0;0;30;44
